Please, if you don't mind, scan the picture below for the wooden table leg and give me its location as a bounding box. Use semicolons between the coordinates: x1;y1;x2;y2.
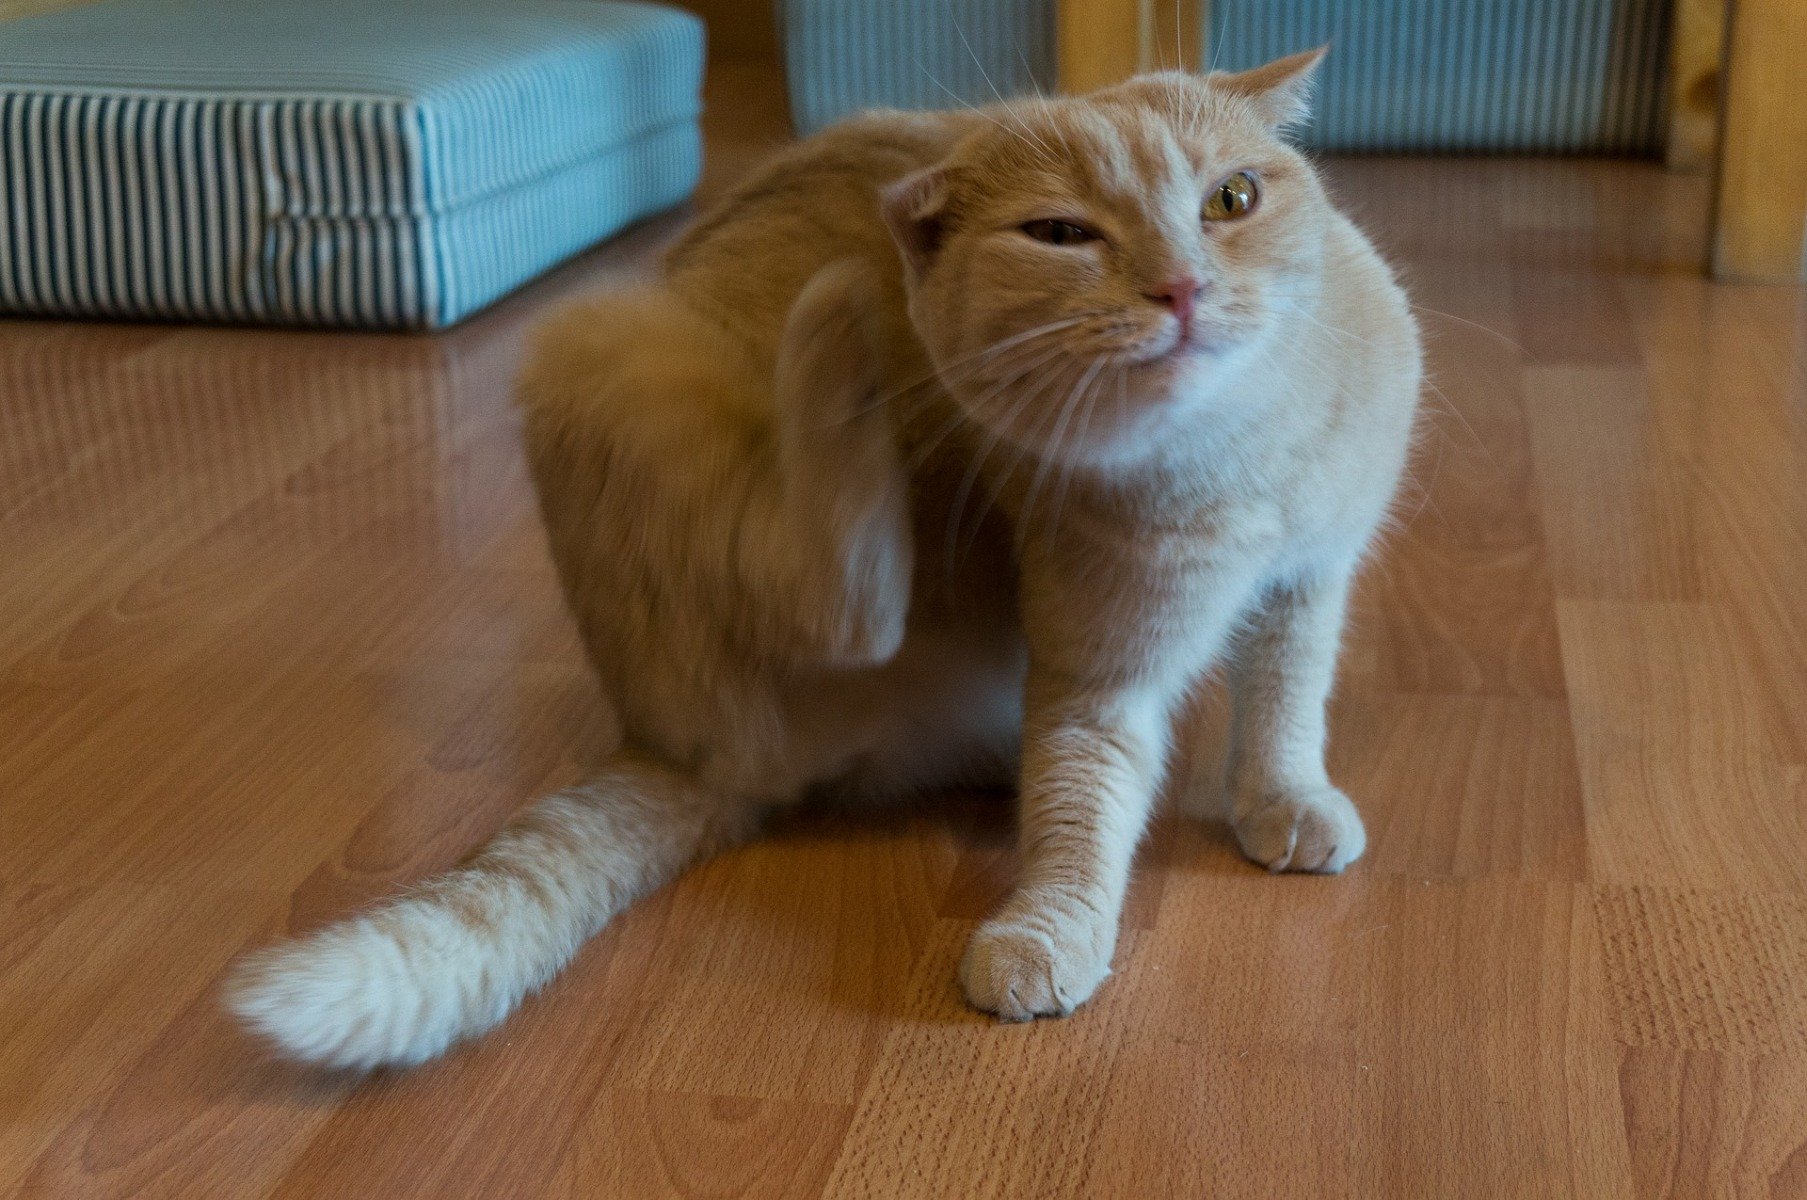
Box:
1058;0;1207;93
1665;0;1726;173
1711;0;1807;281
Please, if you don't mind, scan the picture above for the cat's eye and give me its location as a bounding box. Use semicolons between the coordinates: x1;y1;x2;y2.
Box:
1203;172;1259;221
1020;219;1099;246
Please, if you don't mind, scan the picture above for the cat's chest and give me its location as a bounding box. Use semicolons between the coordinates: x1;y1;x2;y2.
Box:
1016;499;1284;681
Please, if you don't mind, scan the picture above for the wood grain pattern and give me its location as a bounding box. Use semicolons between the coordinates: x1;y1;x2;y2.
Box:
1523;366;1703;601
1619;1049;1807;1200
1369;271;1568;698
1330;694;1588;880
551;1091;854;1199
2;70;1805;1199
1593;887;1807;1055
1558;601;1807;893
1344;880;1629;1199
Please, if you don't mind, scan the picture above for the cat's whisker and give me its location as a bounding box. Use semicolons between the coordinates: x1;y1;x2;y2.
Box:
902;364;1004;463
946;365;1048;538
1019;354;1104;538
903;384;990;473
1398;419;1447;531
827;315;1086;428
1285;318;1491;473
1279;301;1379;352
965;372;1064;553
1004;371;1076;528
1045;361;1110;542
1014;41;1075;153
1011;40;1046;99
911;54;1050;161
1414;373;1497;470
907;339;1069;473
948;16;1059;162
942;361;1072;570
1385;330;1508;471
1410;304;1529;358
1275;301;1500;474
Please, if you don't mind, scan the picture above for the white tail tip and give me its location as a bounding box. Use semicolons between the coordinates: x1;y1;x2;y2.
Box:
225;907;501;1070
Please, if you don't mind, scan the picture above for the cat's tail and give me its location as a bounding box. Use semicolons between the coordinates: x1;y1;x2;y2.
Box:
224;752;744;1070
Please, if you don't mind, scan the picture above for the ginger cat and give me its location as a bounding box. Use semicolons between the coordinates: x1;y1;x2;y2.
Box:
228;48;1421;1068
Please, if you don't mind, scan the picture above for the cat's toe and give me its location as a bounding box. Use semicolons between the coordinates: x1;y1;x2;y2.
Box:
959;917;1108;1021
1234;785;1365;874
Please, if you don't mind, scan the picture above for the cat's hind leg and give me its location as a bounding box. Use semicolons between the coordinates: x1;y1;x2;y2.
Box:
744;258;916;667
519;259;914;675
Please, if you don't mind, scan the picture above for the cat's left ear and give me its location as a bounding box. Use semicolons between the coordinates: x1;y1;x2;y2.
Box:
1210;45;1326;129
880;167;950;279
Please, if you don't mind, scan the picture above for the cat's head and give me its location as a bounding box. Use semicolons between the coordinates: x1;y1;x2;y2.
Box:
882;49;1330;462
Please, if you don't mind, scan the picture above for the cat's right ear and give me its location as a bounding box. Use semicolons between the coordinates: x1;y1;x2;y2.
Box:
1211;45;1327;129
880;168;950;279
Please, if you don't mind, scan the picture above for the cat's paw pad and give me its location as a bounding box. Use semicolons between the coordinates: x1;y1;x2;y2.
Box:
1234;785;1365;874
959;917;1108;1022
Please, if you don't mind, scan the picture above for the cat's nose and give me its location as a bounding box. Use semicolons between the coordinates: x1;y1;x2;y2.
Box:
1145;277;1202;336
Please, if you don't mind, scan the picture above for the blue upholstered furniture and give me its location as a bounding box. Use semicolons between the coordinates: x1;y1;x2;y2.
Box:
780;0;1671;154
780;0;1054;137
0;0;703;329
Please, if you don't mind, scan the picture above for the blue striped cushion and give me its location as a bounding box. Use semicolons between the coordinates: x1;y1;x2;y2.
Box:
0;0;703;328
781;0;1055;136
778;0;1669;154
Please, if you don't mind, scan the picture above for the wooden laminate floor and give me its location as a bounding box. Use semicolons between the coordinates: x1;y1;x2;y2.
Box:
4;68;1806;1199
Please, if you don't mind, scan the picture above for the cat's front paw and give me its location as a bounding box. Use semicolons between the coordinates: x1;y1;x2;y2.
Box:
1233;784;1365;874
959;912;1110;1022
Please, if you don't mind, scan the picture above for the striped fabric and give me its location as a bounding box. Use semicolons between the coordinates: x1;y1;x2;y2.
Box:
1209;0;1670;153
0;0;704;329
782;0;1055;135
778;0;1670;154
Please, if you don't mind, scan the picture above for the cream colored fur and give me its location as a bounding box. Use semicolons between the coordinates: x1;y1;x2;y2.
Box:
227;49;1421;1067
